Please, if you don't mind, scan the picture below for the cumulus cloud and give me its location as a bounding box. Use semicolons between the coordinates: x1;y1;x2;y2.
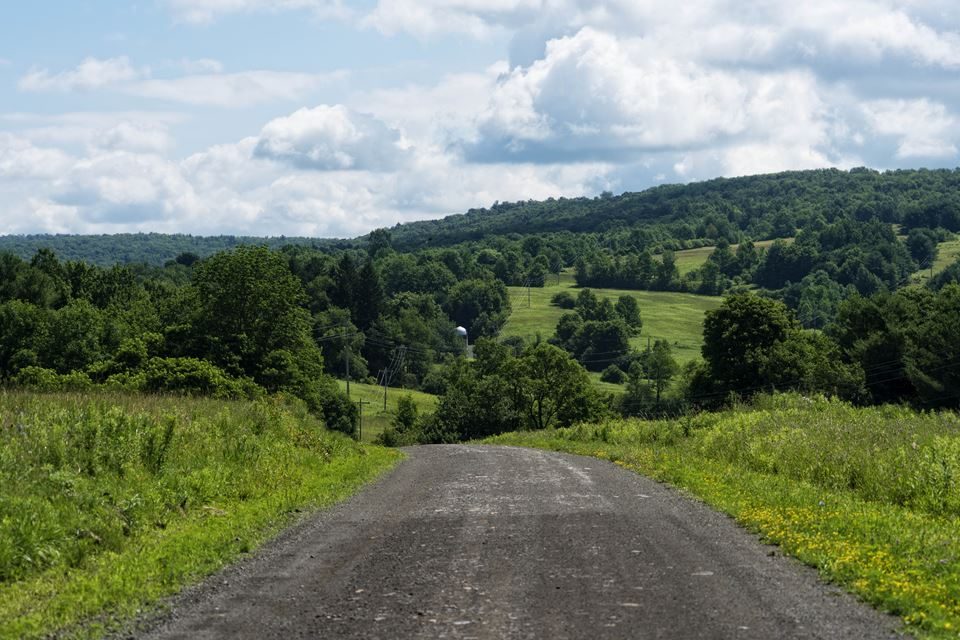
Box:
52;151;204;224
0;112;186;151
8;1;960;236
862;98;958;158
19;57;148;92
95;122;175;154
0;134;75;180
359;0;960;72
253;105;410;171
464;28;839;168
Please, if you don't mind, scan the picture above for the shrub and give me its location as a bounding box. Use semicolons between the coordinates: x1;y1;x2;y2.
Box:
13;367;93;392
141;357;259;399
600;364;626;384
318;390;358;439
550;291;576;309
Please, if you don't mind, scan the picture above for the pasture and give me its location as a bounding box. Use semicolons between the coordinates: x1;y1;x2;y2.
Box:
337;381;439;443
502;272;721;367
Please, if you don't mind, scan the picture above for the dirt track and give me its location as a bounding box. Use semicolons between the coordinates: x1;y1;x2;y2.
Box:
134;445;903;639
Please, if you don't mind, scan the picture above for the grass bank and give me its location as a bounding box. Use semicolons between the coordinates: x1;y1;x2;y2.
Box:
0;391;400;639
486;394;960;639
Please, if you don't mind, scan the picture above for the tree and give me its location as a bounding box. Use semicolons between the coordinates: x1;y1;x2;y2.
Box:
516;343;596;430
367;228;393;259
615;295;642;332
906;228;939;268
701;293;799;393
191;246;322;388
643;339;679;404
796;270;846;329
444;278;510;338
354;260;385;330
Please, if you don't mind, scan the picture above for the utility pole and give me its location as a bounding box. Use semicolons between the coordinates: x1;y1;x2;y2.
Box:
528;281;531;308
357;399;369;441
344;341;351;398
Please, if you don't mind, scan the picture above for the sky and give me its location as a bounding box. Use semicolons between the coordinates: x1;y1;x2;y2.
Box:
1;1;959;238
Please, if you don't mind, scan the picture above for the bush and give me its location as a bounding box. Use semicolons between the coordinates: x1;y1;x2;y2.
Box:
318;390;358;439
13;367;93;392
550;291;576;309
420;369;448;395
141;357;259;399
600;364;626;384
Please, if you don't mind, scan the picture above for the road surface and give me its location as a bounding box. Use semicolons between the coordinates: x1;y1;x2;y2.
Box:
133;445;904;639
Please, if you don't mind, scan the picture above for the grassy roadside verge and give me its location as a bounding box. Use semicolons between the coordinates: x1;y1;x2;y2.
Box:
485;395;960;639
0;391;401;639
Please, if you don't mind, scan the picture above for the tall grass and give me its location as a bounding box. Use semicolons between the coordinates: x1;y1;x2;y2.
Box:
0;390;399;638
561;395;960;517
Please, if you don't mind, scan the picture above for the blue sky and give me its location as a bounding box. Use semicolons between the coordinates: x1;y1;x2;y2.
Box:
1;1;959;237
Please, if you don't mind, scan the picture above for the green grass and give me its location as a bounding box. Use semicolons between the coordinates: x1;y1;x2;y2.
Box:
913;237;960;284
337;381;439;443
486;394;960;639
502;272;721;366
0;391;400;639
671;239;791;275
672;246;716;276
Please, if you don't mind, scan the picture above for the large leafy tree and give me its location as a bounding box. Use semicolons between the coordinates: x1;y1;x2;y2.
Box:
701;293;799;393
515;343;596;430
191;246;321;388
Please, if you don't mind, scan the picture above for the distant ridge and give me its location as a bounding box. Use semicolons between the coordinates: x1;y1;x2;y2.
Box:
0;233;347;266
3;167;959;264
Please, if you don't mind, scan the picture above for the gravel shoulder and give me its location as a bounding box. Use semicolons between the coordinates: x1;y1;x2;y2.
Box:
128;445;906;639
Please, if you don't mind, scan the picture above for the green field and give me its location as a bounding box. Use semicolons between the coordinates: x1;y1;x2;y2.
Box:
502;272;721;367
337;381;439;443
912;236;960;284
487;394;960;639
671;238;790;275
0;391;399;639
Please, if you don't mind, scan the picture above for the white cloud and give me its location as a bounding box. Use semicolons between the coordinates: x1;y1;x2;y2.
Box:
16;56;340;108
862;98;958;158
362;0;544;38
163;0;351;24
178;58;224;74
0;134;75;180
466;28;839;168
19;57;148;92
124;70;344;107
253;105;410;170
360;0;960;71
52;151;204;225
95;121;175;154
0;58;11;67
0;111;186;151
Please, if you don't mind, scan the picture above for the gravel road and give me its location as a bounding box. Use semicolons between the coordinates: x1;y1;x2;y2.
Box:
133;445;904;639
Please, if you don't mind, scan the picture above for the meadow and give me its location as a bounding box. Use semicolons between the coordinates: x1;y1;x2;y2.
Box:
502;270;721;366
671;238;790;275
0;391;399;639
335;380;439;443
488;394;960;639
912;236;960;284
